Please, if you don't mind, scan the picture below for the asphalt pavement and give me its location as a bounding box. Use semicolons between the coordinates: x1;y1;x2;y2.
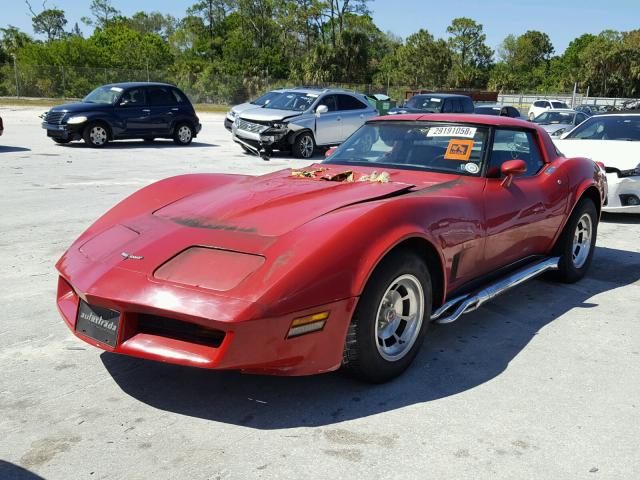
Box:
1;106;639;480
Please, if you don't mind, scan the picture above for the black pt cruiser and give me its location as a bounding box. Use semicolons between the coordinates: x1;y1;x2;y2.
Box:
41;82;202;147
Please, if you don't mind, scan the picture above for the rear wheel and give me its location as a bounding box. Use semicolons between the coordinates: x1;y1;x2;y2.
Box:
292;132;315;159
83;122;109;148
343;250;432;383
173;123;193;145
551;198;598;283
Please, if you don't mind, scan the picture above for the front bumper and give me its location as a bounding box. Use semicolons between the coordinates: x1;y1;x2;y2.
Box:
42;122;83;140
56;273;356;376
232;125;287;149
603;173;640;213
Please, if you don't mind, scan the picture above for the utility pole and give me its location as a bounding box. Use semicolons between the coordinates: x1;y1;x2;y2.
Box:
12;54;20;98
146;59;150;82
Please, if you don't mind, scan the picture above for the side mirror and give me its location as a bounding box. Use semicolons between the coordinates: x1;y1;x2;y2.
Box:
500;159;527;187
315;104;329;116
325;146;337;158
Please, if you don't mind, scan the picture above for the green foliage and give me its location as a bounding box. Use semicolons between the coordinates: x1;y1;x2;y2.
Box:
2;1;640;101
446;17;493;88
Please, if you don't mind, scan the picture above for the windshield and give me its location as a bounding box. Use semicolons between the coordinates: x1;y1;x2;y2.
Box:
405;96;444;112
251;90;281;106
551;101;568;109
324;122;488;176
264;91;317;111
83;85;123;104
534;112;575;124
565;115;640;141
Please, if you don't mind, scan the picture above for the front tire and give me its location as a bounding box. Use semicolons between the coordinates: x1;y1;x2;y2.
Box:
292;132;315;159
173;123;194;145
343;250;432;383
83;122;109;148
552;198;598;283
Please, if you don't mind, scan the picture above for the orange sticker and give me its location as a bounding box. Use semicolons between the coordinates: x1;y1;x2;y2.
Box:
444;139;474;161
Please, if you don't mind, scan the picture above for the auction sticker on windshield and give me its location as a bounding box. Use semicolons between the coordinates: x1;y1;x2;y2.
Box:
427;126;477;138
444;139;474;160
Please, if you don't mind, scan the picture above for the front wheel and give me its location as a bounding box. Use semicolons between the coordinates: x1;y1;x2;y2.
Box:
83;122;109;148
342;250;432;383
292;132;315;159
173;123;194;145
552;198;598;283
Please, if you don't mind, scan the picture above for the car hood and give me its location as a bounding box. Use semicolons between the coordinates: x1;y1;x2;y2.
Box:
539;123;572;134
154;166;416;237
231;102;260;115
553;139;640;170
239;108;304;122
49;102;109;113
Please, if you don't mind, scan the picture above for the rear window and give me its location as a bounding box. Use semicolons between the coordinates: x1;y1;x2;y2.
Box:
551;101;568;109
171;88;189;104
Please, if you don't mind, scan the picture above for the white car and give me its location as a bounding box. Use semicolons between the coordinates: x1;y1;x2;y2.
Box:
224;89;285;131
554;114;640;213
531;108;590;137
528;99;569;121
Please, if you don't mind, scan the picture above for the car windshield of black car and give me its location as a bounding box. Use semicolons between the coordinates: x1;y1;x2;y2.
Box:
84;86;123;104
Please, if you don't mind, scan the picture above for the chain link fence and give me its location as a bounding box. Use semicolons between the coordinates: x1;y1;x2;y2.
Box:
0;62;416;105
2;63;637;108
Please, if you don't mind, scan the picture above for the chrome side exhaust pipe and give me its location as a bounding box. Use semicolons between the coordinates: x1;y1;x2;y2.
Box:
431;257;560;325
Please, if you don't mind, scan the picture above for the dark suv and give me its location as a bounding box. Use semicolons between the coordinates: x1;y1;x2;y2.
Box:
388;93;474;115
41;82;201;147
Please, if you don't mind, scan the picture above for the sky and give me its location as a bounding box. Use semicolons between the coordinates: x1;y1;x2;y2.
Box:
1;0;638;54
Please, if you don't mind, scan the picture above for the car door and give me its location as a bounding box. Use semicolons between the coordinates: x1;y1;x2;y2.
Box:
482;128;568;271
113;87;149;136
145;86;178;135
314;95;341;145
336;94;369;141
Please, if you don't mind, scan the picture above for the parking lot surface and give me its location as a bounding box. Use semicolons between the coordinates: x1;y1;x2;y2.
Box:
1;106;639;480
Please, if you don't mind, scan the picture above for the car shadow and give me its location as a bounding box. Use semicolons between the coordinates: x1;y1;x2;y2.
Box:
0;461;45;480
0;145;31;153
101;246;640;430
59;140;217;149
601;212;640;224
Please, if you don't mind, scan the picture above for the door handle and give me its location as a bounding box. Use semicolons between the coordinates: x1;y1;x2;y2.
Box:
142;109;150;113
171;108;179;111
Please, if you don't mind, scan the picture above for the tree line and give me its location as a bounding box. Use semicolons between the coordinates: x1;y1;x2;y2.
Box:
1;0;639;102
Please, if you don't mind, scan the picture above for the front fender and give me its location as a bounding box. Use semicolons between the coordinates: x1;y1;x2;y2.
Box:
253;197;457;318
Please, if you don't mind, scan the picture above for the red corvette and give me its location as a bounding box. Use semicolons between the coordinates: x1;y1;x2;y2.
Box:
56;114;606;382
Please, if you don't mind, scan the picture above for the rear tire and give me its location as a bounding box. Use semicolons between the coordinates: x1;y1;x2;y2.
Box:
173;123;193;145
551;198;598;283
342;250;432;383
292;132;315;159
83;122;109;148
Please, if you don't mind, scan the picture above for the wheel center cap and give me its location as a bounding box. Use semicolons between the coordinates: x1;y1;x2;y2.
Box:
385;309;396;323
